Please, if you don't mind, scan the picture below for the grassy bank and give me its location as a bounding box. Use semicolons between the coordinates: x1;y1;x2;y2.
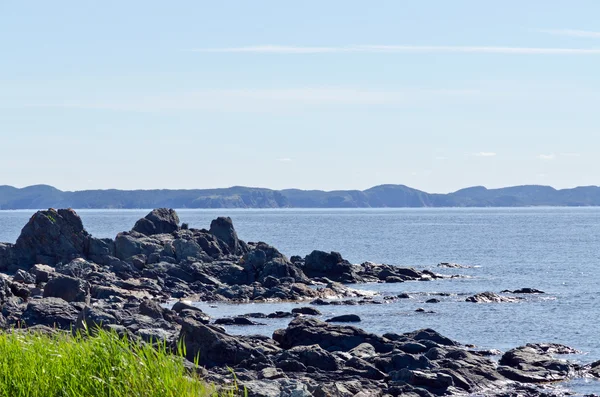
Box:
0;329;232;397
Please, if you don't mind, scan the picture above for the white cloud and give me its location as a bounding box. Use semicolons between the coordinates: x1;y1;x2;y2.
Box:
188;45;600;55
277;158;293;162
473;152;497;157
22;88;477;112
537;154;556;160
538;29;600;38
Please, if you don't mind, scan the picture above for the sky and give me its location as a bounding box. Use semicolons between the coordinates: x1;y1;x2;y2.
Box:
1;1;599;193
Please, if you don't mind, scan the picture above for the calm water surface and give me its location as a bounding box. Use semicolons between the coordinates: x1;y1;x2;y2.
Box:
1;208;599;393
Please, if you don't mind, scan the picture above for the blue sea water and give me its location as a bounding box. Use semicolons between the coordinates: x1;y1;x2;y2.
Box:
1;208;599;394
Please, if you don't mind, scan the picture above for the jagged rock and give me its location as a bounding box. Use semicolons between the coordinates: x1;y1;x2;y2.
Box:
13;269;35;284
498;344;573;383
401;328;459;346
302;251;359;283
20;297;80;329
273;317;392;353
209;217;247;255
465;292;521;303
29;264;55;283
240;243;307;285
277;344;342;371
74;305;118;333
178;318;268;367
10;209;90;268
43;274;90;303
132;208;180;236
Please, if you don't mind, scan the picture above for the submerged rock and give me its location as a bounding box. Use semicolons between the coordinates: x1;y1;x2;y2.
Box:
465;292;522;303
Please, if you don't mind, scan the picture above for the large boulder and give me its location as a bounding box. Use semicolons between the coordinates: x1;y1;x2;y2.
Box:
20;297;80;329
273;316;392;353
43;274;90;303
302;251;360;283
209;217;247;256
12;209;90;268
132;208;180;236
177;318;268;367
240;243;308;284
498;344;573;383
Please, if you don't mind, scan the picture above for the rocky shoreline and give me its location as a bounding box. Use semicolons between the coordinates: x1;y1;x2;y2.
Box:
0;208;598;396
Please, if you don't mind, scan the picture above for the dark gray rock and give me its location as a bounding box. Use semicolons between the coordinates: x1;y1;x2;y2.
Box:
214;317;262;326
177;318;268;368
325;314;361;323
240;243;307;285
29;264;55;283
21;297;80;329
132;208;180;236
465;292;521;303
43;274;90;303
74;305;118;334
291;307;321;316
13;269;35;284
498;344;573;383
11;209;90;268
302;251;359;283
209;217;247;255
273;317;392;353
277;344;342;371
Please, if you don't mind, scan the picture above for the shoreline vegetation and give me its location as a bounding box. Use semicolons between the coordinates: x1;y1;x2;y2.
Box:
2;184;600;209
0;328;234;397
0;208;599;396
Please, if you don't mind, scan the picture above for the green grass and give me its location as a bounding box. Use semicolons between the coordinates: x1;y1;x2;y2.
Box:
0;329;236;397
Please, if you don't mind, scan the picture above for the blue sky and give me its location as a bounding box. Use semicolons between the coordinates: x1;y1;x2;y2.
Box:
1;1;599;193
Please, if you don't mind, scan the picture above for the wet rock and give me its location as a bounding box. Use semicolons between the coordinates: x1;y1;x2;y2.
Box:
498;344;573;383
132;208;180;236
214;317;262;326
43;274;90;303
171;300;203;314
502;288;545;294
425;298;440;304
397;293;411;299
465;292;521;303
291;307;321;316
325;314;361;323
268;311;293;319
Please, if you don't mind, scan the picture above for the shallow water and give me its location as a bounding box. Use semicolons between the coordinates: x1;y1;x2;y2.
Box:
1;208;599;394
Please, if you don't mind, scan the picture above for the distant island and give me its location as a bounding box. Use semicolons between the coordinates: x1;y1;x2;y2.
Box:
1;184;600;209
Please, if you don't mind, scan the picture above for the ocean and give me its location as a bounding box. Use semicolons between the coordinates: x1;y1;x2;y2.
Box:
1;208;599;393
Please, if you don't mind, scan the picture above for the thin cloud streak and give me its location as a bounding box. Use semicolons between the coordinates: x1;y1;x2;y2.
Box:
538;29;600;38
188;44;600;55
473;152;497;157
